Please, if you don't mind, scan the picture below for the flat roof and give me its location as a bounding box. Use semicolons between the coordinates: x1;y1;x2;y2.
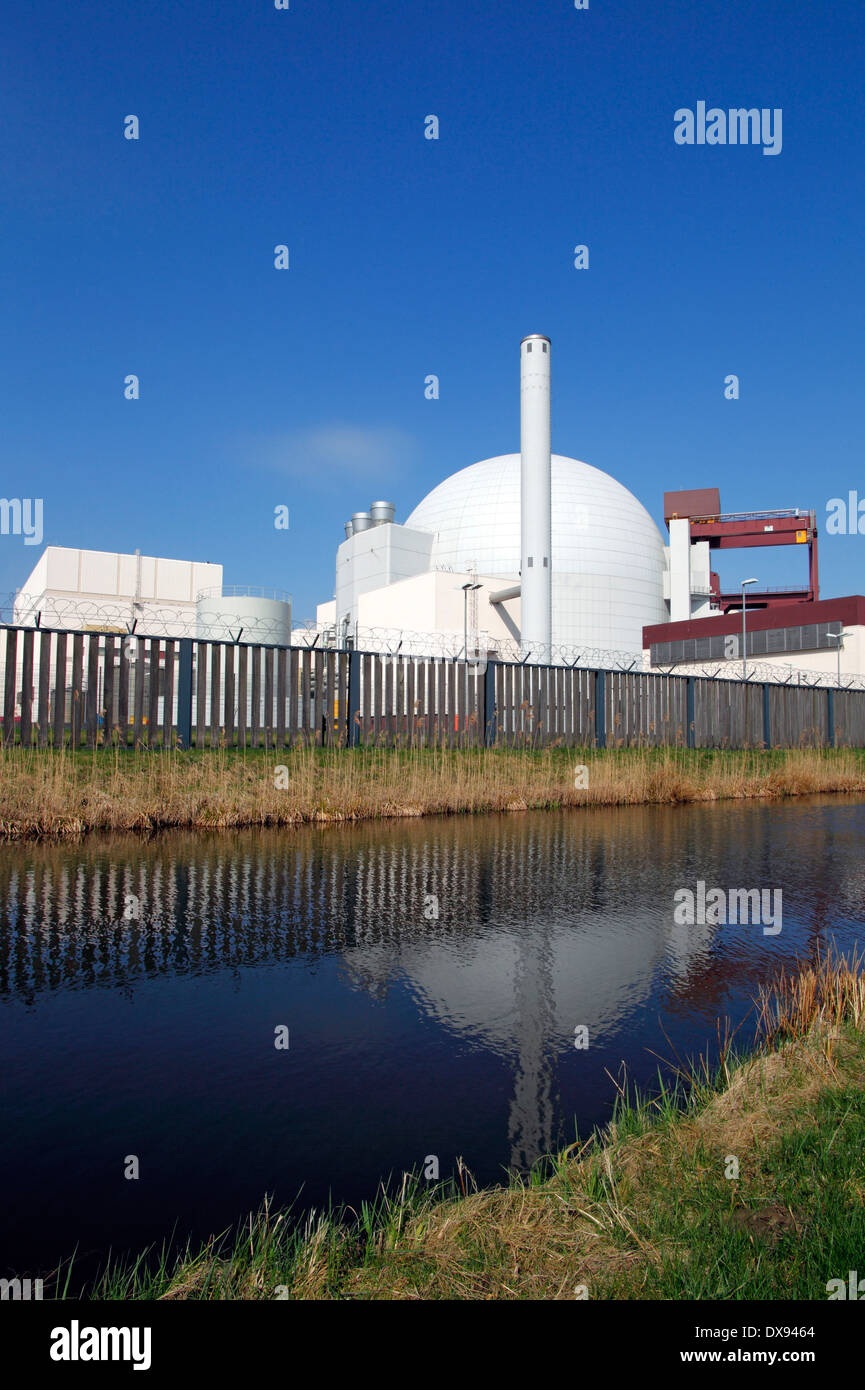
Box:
643;595;865;647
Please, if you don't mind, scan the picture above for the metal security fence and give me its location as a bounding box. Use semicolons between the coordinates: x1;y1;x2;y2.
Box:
8;595;865;690
2;625;865;750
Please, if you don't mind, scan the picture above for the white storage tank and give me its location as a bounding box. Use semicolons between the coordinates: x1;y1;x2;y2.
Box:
196;587;293;644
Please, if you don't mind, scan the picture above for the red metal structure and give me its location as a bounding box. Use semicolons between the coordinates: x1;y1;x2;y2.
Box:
644;593;865;651
663;488;819;612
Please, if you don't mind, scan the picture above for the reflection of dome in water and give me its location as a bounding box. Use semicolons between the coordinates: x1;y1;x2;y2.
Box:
340;908;679;1170
393;914;665;1048
405;454;667;652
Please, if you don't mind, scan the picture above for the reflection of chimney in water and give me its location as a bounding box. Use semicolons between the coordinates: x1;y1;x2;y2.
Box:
507;914;557;1172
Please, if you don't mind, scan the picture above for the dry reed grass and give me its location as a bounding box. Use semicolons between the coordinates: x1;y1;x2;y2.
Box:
1;743;863;840
756;947;865;1042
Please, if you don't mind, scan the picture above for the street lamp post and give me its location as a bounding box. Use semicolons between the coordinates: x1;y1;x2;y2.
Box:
740;578;758;680
827;630;852;688
461;582;482;738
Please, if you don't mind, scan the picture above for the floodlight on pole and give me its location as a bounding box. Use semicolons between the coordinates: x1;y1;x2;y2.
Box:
827;629;853;688
461;582;482;662
460;581;482;739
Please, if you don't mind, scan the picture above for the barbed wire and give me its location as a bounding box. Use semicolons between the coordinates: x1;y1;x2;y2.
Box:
649;659;865;691
3;595;864;689
276;622;865;689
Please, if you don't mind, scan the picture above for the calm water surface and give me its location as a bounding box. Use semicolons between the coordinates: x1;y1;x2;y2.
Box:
1;797;864;1281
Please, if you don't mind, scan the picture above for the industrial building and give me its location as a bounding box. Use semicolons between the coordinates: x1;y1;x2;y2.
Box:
642;486;864;679
13;546;223;636
318;335;668;663
5;547;293;732
12;546;292;644
6;334;865;690
317;336;865;684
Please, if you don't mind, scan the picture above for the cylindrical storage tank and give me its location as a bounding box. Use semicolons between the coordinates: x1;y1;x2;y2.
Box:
351;512;373;533
344;521;354;539
370;500;396;526
520;334;552;662
196;588;293;645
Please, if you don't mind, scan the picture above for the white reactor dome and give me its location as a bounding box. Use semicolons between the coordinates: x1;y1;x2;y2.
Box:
404;453;668;654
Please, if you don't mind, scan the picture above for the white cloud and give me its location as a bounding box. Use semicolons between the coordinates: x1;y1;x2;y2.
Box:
247;425;416;484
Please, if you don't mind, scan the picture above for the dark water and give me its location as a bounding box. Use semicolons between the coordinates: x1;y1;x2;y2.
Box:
1;797;864;1283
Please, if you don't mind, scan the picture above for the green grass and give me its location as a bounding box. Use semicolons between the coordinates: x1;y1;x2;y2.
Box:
587;1066;865;1300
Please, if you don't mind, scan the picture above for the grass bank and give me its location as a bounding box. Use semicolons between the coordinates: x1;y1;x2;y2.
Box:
1;744;865;840
54;953;865;1300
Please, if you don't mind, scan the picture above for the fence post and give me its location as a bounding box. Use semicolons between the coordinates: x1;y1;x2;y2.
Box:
827;687;835;748
348;649;361;747
594;669;606;749
763;683;771;750
3;628;17;747
483;660;497;746
177;639;193;750
686;676;695;750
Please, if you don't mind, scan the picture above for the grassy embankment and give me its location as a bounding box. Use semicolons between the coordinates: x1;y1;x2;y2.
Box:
1;743;865;840
55;952;865;1300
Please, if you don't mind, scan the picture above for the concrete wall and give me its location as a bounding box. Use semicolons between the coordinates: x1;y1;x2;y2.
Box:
13;547;222;635
315;599;337;628
18;547;221;603
349;570;522;654
668;518;691;622
663;535;719;622
334;524;434;627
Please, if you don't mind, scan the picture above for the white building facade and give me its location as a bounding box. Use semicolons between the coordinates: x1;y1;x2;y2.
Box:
14;547;222;636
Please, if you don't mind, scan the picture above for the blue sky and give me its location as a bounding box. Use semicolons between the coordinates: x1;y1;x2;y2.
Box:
2;0;863;618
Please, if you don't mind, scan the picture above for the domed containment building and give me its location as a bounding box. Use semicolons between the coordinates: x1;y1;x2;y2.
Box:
317;335;668;660
404;453;667;654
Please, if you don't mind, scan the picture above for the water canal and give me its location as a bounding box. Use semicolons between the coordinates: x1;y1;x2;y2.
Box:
1;795;863;1281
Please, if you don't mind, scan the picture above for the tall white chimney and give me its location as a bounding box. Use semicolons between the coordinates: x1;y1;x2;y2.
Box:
520;333;552;661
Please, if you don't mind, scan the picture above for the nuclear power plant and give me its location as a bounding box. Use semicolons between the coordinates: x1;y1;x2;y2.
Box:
315;334;865;682
9;332;865;685
318;333;669;664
